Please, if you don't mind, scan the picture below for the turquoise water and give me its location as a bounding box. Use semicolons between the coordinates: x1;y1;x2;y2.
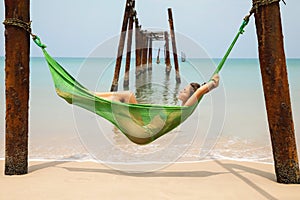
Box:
0;57;300;165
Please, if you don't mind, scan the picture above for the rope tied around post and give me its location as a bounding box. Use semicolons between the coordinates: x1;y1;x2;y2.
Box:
241;0;286;34
251;0;286;14
3;18;32;35
3;18;47;49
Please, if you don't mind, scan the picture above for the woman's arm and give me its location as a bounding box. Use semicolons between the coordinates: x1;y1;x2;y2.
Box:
184;74;219;107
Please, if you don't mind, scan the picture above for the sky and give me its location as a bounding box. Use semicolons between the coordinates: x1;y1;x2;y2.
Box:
0;0;299;58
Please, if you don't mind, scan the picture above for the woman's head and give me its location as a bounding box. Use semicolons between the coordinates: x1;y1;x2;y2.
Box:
190;83;201;96
178;82;200;103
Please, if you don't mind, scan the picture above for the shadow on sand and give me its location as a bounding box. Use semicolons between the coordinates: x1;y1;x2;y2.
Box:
29;159;277;199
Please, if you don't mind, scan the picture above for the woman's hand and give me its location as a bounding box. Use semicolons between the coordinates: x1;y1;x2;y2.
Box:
207;74;220;91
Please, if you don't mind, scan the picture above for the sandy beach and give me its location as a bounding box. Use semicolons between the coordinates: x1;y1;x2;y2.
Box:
1;159;300;200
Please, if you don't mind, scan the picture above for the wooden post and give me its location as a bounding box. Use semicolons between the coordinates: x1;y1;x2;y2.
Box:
253;0;300;183
135;18;142;77
111;0;132;91
123;7;135;88
164;31;171;74
141;32;148;73
167;8;181;83
140;31;144;73
4;0;30;175
148;37;153;71
156;48;160;64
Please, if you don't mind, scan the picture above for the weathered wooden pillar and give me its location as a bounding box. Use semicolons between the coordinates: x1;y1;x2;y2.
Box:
148;37;153;71
139;30;145;73
111;0;132;91
167;8;181;83
253;0;300;183
164;31;171;74
123;7;135;88
4;0;30;175
135;18;142;77
141;32;148;73
156;48;160;64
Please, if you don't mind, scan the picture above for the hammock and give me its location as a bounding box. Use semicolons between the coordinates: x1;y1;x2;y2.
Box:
32;17;249;145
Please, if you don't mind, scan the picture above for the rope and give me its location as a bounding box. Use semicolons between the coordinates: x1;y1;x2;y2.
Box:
211;14;250;79
251;0;286;14
3;18;33;35
3;18;47;48
210;0;286;79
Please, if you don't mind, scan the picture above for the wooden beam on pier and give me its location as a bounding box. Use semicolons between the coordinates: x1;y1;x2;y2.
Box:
164;31;171;74
135;18;142;77
156;48;161;64
141;31;148;72
111;0;133;91
147;32;165;41
148;37;153;71
123;4;135;88
4;0;30;175
168;8;181;83
253;0;300;183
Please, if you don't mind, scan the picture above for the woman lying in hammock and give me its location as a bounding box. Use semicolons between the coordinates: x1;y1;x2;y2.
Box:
94;74;219;106
91;74;219;144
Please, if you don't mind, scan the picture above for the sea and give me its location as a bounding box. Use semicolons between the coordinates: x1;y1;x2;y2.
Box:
0;57;300;172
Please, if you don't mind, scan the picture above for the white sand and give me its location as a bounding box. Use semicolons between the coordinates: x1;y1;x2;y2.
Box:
1;160;300;199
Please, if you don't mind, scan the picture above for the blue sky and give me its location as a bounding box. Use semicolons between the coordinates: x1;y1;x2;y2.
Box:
0;0;299;58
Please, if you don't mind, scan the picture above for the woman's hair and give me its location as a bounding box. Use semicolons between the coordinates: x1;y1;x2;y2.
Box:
189;82;201;97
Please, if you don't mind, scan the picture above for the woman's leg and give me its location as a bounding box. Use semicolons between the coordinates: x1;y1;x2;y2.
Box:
93;92;116;101
128;92;138;104
94;91;138;104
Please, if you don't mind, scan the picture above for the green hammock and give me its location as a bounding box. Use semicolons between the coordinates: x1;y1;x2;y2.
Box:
33;18;249;145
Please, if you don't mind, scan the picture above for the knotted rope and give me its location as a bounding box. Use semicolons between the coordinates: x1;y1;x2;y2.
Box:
251;0;286;14
3;18;46;48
